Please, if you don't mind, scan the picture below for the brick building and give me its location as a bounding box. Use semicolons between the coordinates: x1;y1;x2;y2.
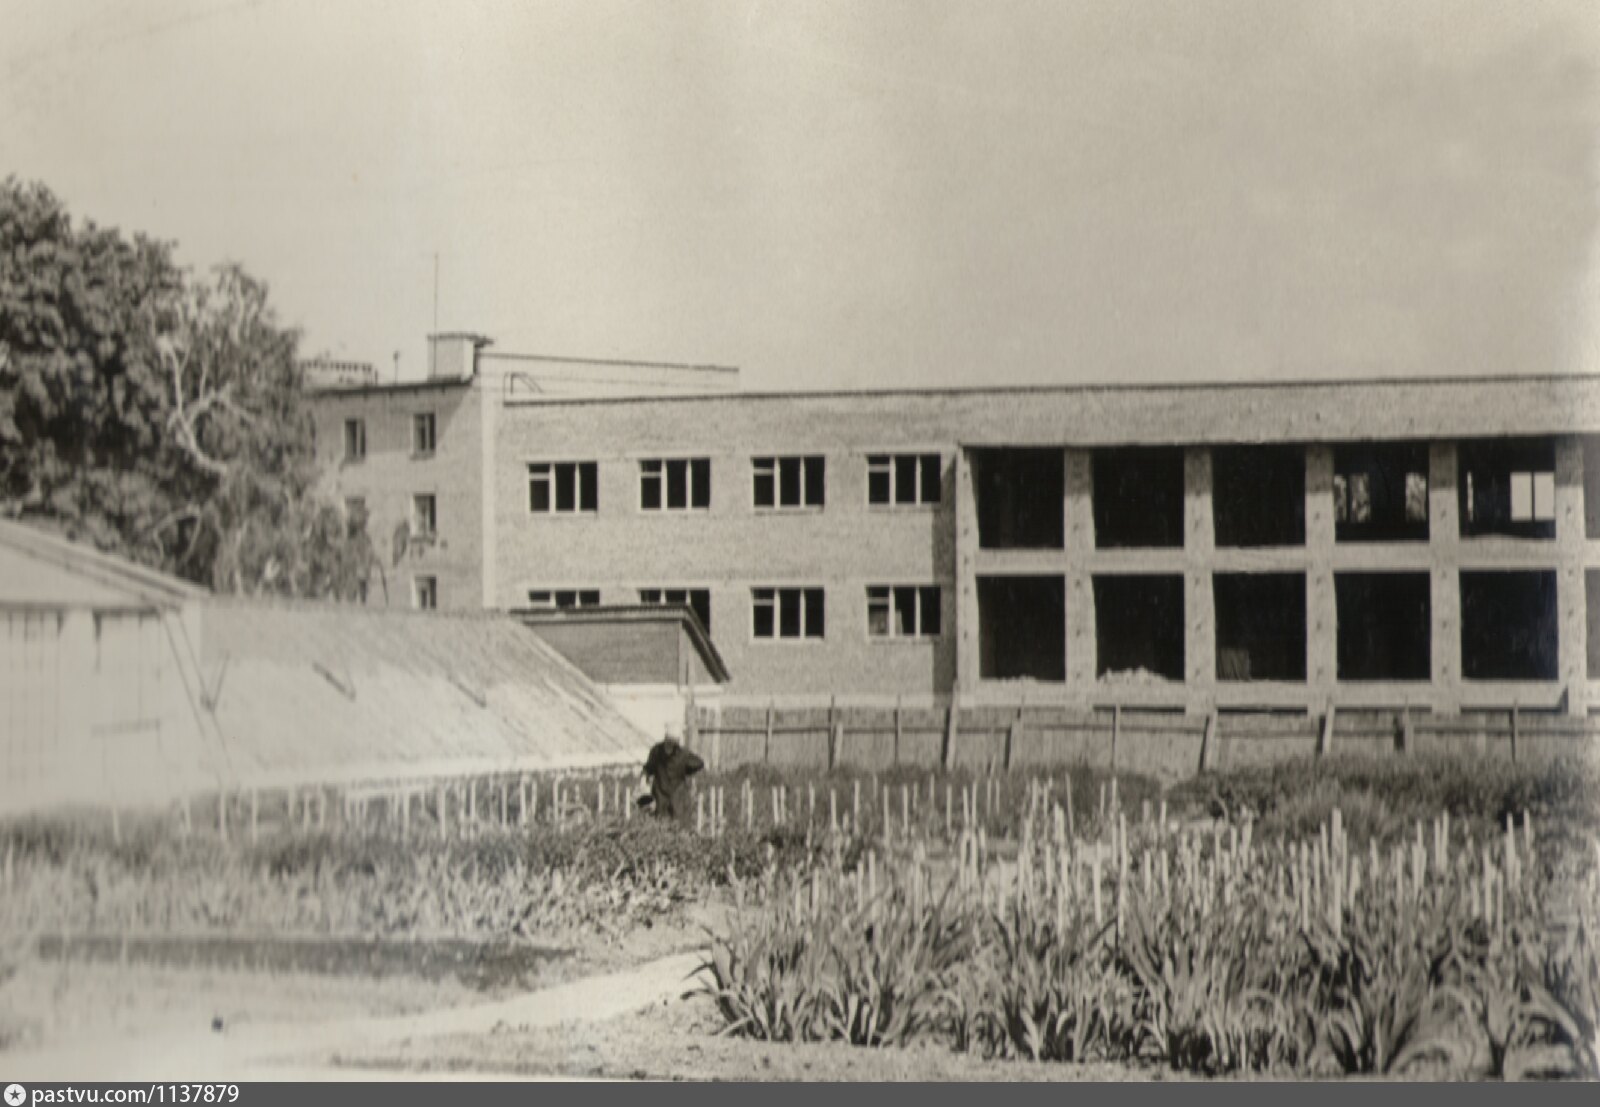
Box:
311;333;1600;717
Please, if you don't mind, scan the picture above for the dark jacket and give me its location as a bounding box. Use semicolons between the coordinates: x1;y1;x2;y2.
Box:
643;738;704;820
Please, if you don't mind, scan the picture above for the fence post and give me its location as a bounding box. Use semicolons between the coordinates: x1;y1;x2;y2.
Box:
1110;704;1121;772
249;789;259;845
1397;706;1412;755
1318;703;1336;758
1005;710;1021;773
1509;702;1519;763
943;700;960;771
1199;710;1219;772
765;699;774;766
893;696;903;766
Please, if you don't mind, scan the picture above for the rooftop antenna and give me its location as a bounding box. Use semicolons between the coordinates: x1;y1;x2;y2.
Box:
433;251;440;335
392;350;401;384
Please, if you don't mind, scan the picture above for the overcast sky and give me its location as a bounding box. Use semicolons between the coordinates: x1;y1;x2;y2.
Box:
4;0;1598;391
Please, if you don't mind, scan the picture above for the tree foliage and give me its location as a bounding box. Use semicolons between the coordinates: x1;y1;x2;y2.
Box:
0;177;373;597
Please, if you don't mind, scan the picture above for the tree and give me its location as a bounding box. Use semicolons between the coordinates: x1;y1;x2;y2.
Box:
0;178;374;598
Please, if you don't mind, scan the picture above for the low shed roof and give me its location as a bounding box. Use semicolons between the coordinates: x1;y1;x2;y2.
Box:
201;599;648;787
0;520;204;611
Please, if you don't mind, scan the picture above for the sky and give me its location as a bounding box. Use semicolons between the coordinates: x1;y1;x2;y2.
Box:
4;0;1599;391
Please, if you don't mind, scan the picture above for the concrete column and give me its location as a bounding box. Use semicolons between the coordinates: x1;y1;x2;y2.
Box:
1064;449;1096;692
1305;446;1337;693
953;448;980;696
1555;437;1588;713
1183;448;1215;707
1429;443;1461;711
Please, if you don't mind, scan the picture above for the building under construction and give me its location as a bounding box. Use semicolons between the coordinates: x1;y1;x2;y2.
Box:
311;333;1600;719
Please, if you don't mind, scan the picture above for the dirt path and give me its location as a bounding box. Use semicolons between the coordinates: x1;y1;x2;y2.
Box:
4;950;709;1081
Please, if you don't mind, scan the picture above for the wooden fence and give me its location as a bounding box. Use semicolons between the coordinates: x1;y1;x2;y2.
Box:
688;701;1600;778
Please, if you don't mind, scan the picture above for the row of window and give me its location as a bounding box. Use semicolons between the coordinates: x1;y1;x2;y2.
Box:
342;414;436;461
514;584;943;641
526;453;943;515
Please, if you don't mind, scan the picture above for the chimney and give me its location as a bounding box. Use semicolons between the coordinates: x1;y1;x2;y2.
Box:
426;333;492;381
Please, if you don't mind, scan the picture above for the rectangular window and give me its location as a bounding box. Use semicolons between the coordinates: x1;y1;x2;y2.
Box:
1459;438;1556;539
343;418;366;462
413;412;436;455
528;462;598;514
1332;443;1429;542
411;494;437;538
343;496;366;539
414;575;437;610
526;589;601;609
639;587;712;632
753;456;824;509
867;454;942;506
752;587;824;639
867;585;941;639
640;458;711;511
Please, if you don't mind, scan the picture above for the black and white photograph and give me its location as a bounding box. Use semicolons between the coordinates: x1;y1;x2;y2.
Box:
1;0;1598;1085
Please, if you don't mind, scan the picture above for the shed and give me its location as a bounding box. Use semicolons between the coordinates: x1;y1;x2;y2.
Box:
512;604;730;740
0;520;214;813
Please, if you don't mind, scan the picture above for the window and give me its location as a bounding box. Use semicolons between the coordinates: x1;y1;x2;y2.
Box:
867;454;941;506
1459;438;1555;539
343;496;366;539
528;462;598;514
1092;448;1184;548
752;587;824;639
1333;443;1429;542
411;494;436;539
639;587;712;632
414;575;437;610
640;458;711;511
343;418;366;462
753;456;824;509
1212;446;1305;548
867;585;941;639
526;589;602;609
413;412;436;455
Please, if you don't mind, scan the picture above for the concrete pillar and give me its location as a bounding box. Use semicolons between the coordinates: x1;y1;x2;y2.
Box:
478;370;500;608
1429;443;1461;711
1555;437;1588;714
1183;448;1215;707
1305;446;1337;692
1064;449;1096;692
953;448;980;696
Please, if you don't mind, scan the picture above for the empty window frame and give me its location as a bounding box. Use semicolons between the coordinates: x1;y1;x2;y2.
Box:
976;575;1066;681
752;587;824;640
1092;574;1184;680
640;458;711;511
971;448;1065;550
528;462;598;514
867;454;941;506
343;418;366;462
1335;572;1430;681
866;585;941;639
1460;570;1557;681
1458;438;1556;539
1212;446;1305;548
639;587;712;632
414;575;438;610
1214;573;1307;682
411;493;437;538
526;589;602;609
1332;443;1429;542
753;456;825;509
413;412;437;455
1092;447;1184;548
342;496;367;539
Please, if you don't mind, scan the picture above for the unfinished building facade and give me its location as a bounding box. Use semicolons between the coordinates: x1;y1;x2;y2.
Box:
311;336;1600;717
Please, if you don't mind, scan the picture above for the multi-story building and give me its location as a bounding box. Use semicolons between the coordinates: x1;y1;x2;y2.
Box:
312;333;1600;716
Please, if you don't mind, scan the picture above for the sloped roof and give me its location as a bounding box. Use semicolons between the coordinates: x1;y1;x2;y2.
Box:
0;519;205;610
200;599;648;787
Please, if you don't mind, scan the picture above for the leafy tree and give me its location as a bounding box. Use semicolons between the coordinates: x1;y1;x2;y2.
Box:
0;177;374;598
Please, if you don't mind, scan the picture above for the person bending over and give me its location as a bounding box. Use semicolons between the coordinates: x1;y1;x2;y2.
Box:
642;722;704;821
